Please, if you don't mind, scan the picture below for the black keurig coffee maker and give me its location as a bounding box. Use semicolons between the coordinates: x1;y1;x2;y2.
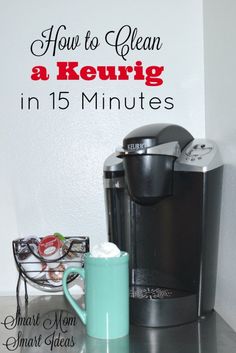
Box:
103;124;223;327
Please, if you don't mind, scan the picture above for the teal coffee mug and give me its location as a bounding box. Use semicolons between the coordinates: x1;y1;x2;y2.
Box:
63;252;129;339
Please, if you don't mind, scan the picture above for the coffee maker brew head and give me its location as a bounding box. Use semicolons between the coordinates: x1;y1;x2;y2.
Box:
116;124;193;204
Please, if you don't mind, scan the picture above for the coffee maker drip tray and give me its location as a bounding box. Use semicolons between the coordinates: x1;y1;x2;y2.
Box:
130;285;190;300
130;285;197;327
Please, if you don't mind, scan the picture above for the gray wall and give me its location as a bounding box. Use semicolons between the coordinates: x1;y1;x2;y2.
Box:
203;0;236;331
0;0;205;295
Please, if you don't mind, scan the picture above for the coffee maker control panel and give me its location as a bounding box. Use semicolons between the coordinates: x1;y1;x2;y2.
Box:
174;139;222;172
185;141;213;160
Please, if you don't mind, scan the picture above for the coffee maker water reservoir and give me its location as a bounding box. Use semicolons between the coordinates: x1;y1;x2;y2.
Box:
103;124;223;327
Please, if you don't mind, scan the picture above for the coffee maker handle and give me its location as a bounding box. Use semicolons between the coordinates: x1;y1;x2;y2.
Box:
63;267;87;325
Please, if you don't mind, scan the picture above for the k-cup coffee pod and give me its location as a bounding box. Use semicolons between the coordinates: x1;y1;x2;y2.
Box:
46;263;66;286
62;239;85;258
19;254;46;279
62;239;86;268
17;237;40;261
38;235;62;268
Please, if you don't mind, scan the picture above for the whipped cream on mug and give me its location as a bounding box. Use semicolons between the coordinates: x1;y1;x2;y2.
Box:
90;242;121;258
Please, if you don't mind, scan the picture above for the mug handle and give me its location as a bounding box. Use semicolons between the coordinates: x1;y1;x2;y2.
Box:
62;267;87;325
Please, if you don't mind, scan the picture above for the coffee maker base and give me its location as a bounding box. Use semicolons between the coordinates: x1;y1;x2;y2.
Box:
130;285;198;327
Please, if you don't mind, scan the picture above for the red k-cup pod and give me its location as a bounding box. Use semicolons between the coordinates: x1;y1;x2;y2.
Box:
38;235;61;258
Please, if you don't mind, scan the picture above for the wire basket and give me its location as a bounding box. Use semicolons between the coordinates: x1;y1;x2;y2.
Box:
12;235;89;314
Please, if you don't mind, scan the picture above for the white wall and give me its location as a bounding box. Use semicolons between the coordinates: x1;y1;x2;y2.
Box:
203;0;236;331
0;0;205;295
